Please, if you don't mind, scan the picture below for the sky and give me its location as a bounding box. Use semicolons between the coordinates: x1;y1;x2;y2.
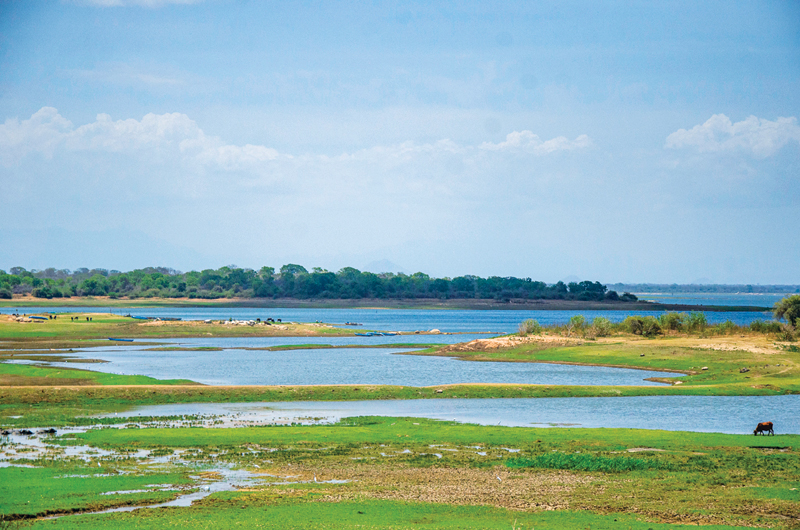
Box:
0;0;798;284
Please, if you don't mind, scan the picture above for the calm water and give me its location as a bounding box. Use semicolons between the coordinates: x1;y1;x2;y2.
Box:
115;395;800;434
635;292;791;307
0;306;774;333
26;340;680;387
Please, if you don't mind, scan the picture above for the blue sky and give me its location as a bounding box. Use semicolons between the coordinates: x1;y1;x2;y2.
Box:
1;0;798;283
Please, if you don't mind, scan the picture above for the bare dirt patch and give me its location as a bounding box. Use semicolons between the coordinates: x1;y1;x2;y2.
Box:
0;374;94;386
270;463;596;511
440;335;585;353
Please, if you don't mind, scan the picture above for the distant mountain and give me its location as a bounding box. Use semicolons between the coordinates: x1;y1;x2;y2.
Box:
362;259;408;275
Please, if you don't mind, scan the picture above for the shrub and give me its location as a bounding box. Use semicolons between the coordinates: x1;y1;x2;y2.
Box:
776;325;796;342
641;316;662;337
623;316;644;334
0;287;11;299
518;319;542;336
749;319;782;333
658;312;685;331
686;311;708;332
591;317;612;337
715;320;738;335
566;315;587;336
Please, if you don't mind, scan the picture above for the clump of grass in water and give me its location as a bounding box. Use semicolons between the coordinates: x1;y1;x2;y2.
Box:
506;452;666;473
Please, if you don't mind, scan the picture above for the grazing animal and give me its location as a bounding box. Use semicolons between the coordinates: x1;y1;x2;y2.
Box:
754;422;774;436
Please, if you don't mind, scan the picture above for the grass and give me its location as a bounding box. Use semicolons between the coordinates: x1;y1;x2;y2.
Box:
8;416;794;529
0;313;358;342
0;363;194;387
0;416;796;528
0;464;191;519
506;452;667;472
22;497;757;529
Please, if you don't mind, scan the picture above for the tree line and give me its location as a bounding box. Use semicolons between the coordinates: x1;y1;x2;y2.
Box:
0;265;637;303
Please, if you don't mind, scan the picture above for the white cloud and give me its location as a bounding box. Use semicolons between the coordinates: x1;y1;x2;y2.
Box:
74;0;202;7
0;107;280;170
0;107;73;162
0;107;591;177
70;112;201;152
479;130;592;154
665;114;800;158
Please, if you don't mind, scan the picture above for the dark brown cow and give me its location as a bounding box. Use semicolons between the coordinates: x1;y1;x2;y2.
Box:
753;422;774;435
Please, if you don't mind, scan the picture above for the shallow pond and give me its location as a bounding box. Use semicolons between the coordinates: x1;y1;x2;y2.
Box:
28;341;680;386
112;395;800;434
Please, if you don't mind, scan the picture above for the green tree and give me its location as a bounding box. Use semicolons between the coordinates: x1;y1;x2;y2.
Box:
774;295;800;327
280;264;308;276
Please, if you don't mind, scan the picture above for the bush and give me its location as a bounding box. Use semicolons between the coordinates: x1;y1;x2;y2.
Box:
0;287;11;299
566;315;587;336
715;320;738;334
749;319;782;333
776;326;796;342
686;311;708;332
623;316;644;334
658;312;685;331
518;319;542;336
591;317;612;337
641;316;662;337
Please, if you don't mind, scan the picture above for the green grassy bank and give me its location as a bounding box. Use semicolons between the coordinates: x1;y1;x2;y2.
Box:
2;417;797;529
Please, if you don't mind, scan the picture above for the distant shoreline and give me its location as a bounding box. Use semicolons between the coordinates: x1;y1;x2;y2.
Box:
0;295;772;312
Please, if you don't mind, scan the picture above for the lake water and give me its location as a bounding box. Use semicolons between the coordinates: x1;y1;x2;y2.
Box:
634;292;792;307
0;306;774;333
27;339;680;387
114;395;800;434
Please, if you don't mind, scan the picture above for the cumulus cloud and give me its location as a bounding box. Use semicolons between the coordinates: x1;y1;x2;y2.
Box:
665;114;800;158
0;107;73;162
0;107;280;170
479;130;592;154
1;107;591;171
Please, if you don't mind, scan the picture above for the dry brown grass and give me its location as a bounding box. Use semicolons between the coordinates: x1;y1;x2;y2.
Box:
257;463;597;511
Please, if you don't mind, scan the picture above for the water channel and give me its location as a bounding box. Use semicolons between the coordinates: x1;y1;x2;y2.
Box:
111;395;800;434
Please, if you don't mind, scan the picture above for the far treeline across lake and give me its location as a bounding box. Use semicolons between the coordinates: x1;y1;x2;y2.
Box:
0;265;638;302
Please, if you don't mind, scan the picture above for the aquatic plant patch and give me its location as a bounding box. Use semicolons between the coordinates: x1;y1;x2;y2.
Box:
506;452;667;472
